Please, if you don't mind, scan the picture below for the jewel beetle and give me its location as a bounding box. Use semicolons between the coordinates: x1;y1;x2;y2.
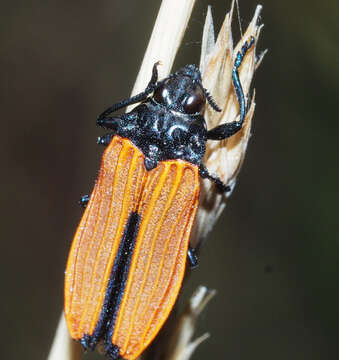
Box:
64;37;255;360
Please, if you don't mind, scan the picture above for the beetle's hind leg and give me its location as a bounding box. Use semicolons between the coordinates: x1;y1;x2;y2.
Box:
199;164;231;193
79;194;90;208
187;245;198;269
206;36;255;141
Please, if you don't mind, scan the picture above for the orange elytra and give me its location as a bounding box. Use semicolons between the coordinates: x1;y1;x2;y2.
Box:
64;37;254;360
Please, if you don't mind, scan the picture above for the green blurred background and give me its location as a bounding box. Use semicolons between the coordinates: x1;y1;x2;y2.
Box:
1;0;338;359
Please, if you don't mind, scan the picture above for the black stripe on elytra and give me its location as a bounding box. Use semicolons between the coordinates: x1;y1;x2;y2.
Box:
80;211;140;360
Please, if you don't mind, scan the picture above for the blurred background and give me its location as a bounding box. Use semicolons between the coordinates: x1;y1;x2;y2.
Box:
1;0;338;359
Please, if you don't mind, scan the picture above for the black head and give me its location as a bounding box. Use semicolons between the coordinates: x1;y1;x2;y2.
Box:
99;63;222;169
152;64;220;114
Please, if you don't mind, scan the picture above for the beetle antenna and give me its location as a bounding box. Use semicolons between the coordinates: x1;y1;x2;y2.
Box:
197;81;222;112
155;72;175;89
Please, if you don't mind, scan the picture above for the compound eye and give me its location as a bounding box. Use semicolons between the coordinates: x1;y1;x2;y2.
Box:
183;86;205;114
153;83;170;105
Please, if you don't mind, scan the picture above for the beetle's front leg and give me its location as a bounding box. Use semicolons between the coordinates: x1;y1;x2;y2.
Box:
97;61;161;119
199;164;231;193
207;37;255;141
97;115;121;129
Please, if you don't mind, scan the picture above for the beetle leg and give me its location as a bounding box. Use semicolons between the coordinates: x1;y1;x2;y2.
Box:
199;164;231;193
187;245;198;269
79;194;90;208
97;62;161;119
207;37;255;141
97;115;121;129
97;133;114;146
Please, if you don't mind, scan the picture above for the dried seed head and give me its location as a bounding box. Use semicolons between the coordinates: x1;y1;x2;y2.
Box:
162;286;216;360
191;4;266;247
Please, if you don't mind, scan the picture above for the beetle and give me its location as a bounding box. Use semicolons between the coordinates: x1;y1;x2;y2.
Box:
64;37;255;360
